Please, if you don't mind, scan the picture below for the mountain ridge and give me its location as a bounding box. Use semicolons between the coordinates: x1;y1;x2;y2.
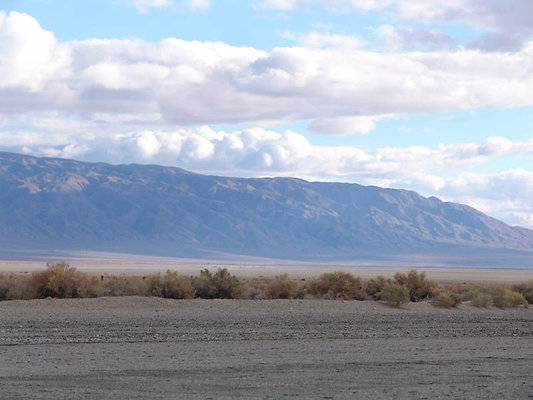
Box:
1;151;532;266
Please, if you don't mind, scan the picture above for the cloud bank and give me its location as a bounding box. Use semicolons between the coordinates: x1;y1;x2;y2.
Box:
2;11;533;134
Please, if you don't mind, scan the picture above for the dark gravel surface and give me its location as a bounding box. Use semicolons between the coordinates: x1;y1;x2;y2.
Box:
1;297;532;399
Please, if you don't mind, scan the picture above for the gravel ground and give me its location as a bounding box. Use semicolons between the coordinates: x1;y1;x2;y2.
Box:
1;297;532;399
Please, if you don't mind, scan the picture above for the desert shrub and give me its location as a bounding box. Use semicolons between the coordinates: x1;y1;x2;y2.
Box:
193;268;246;299
0;274;35;300
393;270;439;302
101;276;150;297
365;275;390;300
432;292;462;308
307;272;366;300
29;262;101;298
493;289;528;309
440;282;475;299
265;274;299;299
512;280;533;304
471;292;493;308
381;284;410;308
468;284;528;309
148;271;195;299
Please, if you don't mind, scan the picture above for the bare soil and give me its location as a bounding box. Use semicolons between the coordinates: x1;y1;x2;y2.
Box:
1;297;532;399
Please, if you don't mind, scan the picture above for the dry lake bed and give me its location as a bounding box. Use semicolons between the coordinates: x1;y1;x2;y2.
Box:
1;297;532;399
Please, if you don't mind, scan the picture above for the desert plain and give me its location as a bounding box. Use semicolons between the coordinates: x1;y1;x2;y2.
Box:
1;261;533;399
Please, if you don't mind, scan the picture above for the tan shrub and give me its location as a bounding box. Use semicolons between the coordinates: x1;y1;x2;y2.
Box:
471;292;492;308
0;274;35;300
29;262;101;298
432;292;462;308
393;270;439;302
265;274;299;299
493;289;528;309
512;280;533;304
365;275;390;300
148;271;195;299
193;268;246;299
307;272;366;300
101;276;150;297
381;284;410;308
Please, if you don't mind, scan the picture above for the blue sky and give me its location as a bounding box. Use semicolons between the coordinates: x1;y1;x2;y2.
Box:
1;0;533;227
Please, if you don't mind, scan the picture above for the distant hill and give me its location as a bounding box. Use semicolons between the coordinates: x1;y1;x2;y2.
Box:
1;151;532;266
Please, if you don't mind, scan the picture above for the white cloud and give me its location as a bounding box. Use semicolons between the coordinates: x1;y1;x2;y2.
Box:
308;115;392;135
376;25;457;51
130;0;173;14
4;12;533;134
255;0;533;35
283;31;362;50
187;0;210;11
0;11;70;91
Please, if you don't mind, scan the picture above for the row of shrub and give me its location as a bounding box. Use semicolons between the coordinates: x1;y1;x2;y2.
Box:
0;262;531;309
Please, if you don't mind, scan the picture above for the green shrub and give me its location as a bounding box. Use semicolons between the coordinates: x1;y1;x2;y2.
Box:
193;268;246;299
432;292;462;308
307;272;366;300
393;270;439;302
29;262;101;298
265;274;299;299
381;284;410;308
148;271;195;299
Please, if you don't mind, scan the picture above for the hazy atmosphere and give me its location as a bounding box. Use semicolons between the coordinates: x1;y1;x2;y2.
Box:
1;0;533;228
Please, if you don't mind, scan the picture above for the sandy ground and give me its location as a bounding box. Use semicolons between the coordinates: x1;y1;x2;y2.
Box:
1;297;532;399
2;260;533;283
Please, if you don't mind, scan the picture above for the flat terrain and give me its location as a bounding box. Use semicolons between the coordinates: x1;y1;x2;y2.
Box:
1;297;532;399
3;260;533;283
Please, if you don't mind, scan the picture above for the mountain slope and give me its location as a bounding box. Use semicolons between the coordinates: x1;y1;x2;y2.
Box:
1;151;532;264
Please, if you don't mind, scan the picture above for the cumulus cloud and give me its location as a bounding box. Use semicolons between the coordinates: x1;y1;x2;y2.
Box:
3;12;533;135
130;0;173;14
0;11;70;91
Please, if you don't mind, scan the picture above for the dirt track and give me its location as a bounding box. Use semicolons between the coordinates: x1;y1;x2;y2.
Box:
1;297;532;399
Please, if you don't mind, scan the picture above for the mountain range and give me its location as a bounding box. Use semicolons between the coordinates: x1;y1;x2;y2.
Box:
1;151;532;267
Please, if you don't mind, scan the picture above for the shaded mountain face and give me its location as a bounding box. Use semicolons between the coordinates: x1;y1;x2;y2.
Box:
1;151;533;264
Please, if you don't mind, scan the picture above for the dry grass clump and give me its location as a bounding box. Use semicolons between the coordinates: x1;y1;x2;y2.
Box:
265;274;301;299
468;284;529;309
431;292;462;308
101;276;150;297
193;268;246;299
307;272;366;300
393;270;439;302
0;273;34;300
471;292;493;308
148;271;195;299
512;280;533;304
381;284;410;308
29;262;101;299
365;275;390;300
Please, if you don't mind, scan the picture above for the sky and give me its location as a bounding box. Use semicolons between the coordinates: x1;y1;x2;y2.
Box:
1;0;533;228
